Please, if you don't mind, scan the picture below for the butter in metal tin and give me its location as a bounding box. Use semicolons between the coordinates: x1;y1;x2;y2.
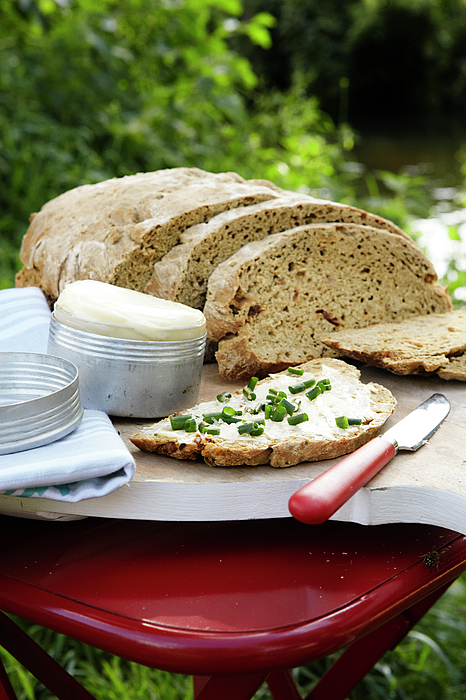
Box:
0;352;83;455
47;315;206;418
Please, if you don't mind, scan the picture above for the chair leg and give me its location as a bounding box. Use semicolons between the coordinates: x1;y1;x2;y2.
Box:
193;673;268;700
0;612;95;700
266;670;303;699
305;581;454;700
0;656;18;700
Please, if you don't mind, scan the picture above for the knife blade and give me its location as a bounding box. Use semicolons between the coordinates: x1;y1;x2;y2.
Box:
288;393;450;525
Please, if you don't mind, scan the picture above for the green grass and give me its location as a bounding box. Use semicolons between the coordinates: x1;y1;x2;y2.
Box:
3;572;466;699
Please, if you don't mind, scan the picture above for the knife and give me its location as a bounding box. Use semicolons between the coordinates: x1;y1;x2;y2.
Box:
288;393;450;525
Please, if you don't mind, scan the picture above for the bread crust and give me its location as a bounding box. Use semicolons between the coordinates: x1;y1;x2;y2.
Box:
203;222;452;380
321;309;466;380
15;168;282;306
130;358;396;468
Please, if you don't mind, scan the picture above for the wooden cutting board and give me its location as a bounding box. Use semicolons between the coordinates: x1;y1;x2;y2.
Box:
1;361;466;530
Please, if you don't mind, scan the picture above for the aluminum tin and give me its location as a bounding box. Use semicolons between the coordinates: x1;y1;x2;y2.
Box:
47;315;206;418
0;352;83;455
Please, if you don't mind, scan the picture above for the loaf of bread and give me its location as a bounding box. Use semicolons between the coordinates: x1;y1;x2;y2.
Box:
15;168;285;305
320;309;466;380
130;358;396;468
203;222;452;380
145;194;410;309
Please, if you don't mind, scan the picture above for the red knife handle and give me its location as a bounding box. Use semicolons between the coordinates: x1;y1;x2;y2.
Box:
288;436;396;525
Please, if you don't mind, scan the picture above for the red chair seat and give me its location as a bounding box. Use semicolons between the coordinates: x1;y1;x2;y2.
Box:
0;514;465;699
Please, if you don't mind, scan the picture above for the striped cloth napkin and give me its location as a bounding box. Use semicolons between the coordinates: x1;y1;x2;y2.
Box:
0;287;136;502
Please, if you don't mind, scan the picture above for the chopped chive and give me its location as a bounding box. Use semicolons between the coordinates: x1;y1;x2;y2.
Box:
268;388;279;396
216;391;232;403
170;414;192;430
335;416;349;429
317;379;332;391
305;386;322;401
237;421;262;435
247;376;259;391
198;421;209;433
222;406;237;417
289;379;315;394
271;405;287;422
221;416;242;424
242;387;256;401
348;418;363;425
202;411;223;424
250;427;265;436
205;427;221;435
280;398;296;415
266;393;280;404
184;418;197;432
288;413;309;426
288;367;304;376
288;383;306;394
264;404;273;419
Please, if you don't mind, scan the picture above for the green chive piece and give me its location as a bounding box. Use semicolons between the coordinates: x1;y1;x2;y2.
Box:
222;406;237;417
248;376;259;391
318;379;332;391
205;427;221;435
221;416;242;424
268;387;278;396
288;413;309;426
238;421;257;435
202;411;223;424
288;367;304;376
264;404;273;419
348;418;363;425
288;383;305;394
170;414;192;430
242;387;256;401
306;386;322;401
271;406;287;422
184;418;197;432
216;391;232;403
335;416;349;429
198;421;209;433
250;426;265;436
280;398;296;415
303;379;316;388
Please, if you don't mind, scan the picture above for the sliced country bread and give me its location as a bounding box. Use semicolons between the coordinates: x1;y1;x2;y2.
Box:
15;168;284;306
203;222;452;380
130;358;396;468
145;194;410;309
320;309;466;380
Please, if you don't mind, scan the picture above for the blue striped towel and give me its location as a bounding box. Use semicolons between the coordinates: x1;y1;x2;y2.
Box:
0;287;136;502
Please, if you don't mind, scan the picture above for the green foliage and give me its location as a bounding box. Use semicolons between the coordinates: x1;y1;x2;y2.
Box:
0;0;275;269
237;0;466;126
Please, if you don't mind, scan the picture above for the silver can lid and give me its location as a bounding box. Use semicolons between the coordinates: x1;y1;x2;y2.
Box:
0;352;83;455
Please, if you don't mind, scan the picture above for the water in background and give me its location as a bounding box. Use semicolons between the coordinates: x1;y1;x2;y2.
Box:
354;130;466;305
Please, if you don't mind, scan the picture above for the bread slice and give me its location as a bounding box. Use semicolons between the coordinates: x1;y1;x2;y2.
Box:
130;358;396;468
320;309;466;380
15;168;284;306
203;222;452;380
145;195;410;310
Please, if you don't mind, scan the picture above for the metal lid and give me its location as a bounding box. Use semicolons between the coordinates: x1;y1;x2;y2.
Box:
0;353;83;455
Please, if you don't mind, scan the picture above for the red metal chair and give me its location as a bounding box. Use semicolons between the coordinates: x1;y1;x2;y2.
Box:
0;513;465;700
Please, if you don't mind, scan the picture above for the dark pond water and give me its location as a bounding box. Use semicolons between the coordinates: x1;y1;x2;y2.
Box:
354;129;466;304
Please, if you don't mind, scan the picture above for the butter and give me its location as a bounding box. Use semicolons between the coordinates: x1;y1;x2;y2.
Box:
54;280;206;341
